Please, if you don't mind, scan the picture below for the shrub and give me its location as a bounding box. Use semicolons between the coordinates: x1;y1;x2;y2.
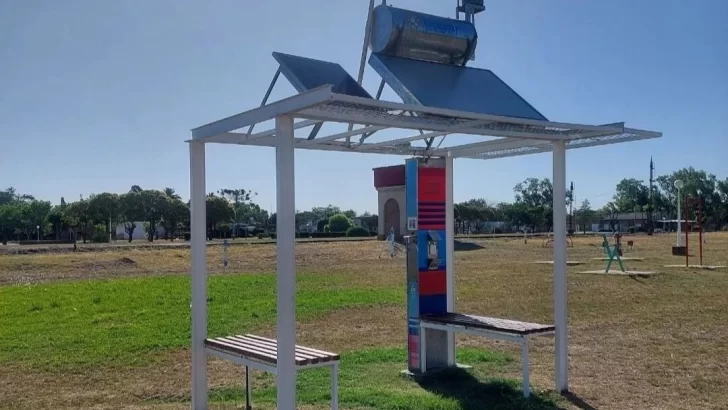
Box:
327;214;353;233
345;227;370;237
92;224;110;243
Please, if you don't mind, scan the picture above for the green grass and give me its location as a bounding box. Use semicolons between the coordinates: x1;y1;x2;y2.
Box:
0;273;403;370
193;347;560;410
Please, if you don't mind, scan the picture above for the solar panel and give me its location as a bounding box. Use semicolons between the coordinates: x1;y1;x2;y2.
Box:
272;52;373;99
368;53;547;121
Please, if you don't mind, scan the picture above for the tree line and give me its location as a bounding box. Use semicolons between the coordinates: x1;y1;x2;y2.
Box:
2;166;726;244
0;186;375;244
454;167;728;234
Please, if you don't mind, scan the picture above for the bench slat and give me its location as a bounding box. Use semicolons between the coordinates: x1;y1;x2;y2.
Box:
205;338;296;365
244;334;340;360
231;336;324;363
421;313;555;335
226;336;321;364
204;334;339;366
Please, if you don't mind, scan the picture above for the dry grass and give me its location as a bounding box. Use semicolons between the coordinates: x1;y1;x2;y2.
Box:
1;233;727;409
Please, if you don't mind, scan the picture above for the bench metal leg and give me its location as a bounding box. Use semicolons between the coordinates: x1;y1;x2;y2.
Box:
245;365;252;410
330;363;339;410
521;340;530;398
420;328;427;373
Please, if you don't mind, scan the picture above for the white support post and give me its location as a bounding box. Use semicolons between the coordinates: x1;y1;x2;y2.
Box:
521;341;530;398
275;115;297;410
330;364;339;410
445;153;456;366
552;140;569;393
189;141;208;409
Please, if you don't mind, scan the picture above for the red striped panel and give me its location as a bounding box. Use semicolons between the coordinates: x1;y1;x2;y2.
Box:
418;168;445;202
418;223;445;230
419;270;446;296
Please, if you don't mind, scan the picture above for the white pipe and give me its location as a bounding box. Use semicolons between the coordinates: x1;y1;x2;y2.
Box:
189;141;208;409
275;115;297;410
552;140;568;392
445;153;456;366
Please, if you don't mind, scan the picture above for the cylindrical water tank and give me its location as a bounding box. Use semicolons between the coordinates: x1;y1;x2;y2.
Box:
369;5;478;65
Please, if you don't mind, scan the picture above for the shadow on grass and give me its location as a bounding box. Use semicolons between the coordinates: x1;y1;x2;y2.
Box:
455;240;485;252
562;392;599;410
416;367;559;410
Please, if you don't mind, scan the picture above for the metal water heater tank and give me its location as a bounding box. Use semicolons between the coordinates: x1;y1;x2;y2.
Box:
369;5;478;65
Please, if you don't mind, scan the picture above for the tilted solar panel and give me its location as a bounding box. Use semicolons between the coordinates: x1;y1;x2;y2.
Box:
369;53;547;121
272;52;373;99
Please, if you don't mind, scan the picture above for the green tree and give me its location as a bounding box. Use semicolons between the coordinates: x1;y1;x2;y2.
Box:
613;178;650;212
139;190;170;242
656;167;720;228
327;213;353;232
46;205;65;240
119;192;144;242
64;198;94;243
717;178;728;227
577;199;596;233
160;199;189;240
0;202;24;243
235;202;269;225
88;192;120;240
206;195;234;238
513;178;553;231
163;187;181;201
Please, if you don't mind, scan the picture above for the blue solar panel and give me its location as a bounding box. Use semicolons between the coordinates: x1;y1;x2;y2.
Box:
369;53;547;121
272;52;373;99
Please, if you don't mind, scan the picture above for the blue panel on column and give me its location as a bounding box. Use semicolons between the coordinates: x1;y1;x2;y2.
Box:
405;159;418;231
436;230;447;270
419;294;447;315
417;230;430;270
407;281;419;318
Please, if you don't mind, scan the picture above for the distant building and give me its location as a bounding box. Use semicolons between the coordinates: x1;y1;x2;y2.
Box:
598;212;667;232
115;222;165;240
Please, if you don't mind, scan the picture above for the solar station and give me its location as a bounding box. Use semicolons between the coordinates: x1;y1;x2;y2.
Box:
188;1;662;409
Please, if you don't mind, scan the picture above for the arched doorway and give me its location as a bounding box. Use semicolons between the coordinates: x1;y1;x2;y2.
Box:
383;198;401;238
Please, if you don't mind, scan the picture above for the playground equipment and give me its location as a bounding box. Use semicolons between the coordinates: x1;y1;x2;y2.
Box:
593;233;644;262
601;234;626;273
663;195;725;270
187;1;662;407
581;234;653;275
684;195;703;267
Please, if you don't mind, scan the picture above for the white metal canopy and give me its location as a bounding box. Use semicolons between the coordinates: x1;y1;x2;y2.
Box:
187;84;661;410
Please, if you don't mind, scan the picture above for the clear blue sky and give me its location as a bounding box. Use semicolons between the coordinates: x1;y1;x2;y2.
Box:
1;0;726;214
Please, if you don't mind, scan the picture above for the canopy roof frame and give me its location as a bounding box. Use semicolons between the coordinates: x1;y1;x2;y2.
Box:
188;83;661;410
191;85;661;159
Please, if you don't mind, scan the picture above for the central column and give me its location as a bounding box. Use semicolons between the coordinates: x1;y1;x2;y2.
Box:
275;115;297;409
405;157;450;373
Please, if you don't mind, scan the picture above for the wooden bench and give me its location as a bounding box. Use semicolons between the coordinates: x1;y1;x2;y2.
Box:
204;334;340;409
419;313;555;398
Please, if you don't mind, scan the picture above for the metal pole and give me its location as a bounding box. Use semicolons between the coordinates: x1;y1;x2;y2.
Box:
245;366;252;410
552;140;568;393
189;141;208;409
676;189;682;246
684;196;689;268
699;198;703;266
445;152;456;366
275;115;297;410
246;68;281;136
348;0;376;135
